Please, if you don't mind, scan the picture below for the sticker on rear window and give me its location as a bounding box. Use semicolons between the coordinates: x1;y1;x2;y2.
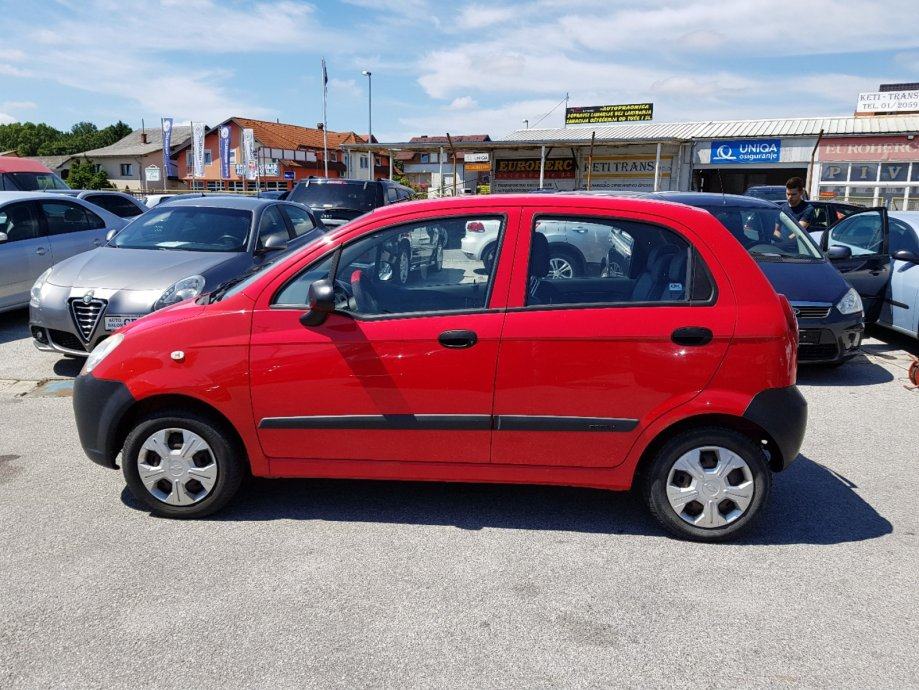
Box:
669;282;683;291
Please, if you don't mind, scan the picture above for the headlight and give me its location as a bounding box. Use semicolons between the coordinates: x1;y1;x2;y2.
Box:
84;333;124;374
153;275;205;311
836;287;863;315
30;268;53;308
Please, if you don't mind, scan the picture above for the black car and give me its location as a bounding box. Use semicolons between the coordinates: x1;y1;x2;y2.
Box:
287;178;414;228
257;190;290;200
744;185;787;202
805;200;863;232
648;192;865;365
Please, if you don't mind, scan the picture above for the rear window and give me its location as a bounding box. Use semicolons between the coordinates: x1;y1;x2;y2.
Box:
5;172;69;191
288;181;384;211
86;194;144;217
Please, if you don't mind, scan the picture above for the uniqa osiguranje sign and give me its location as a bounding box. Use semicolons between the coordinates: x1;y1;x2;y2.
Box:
709;139;782;164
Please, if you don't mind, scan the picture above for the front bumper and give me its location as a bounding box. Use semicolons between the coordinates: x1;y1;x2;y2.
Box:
73;373;136;469
743;385;807;471
794;305;864;364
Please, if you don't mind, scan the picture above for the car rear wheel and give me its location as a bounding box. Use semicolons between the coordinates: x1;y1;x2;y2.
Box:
641;427;771;542
395;245;411;286
122;410;245;518
547;249;580;279
430;241;444;272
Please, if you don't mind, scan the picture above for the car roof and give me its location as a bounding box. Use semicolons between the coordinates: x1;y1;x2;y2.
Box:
0;191;66;202
0;157;54;173
164;195;278;210
295;177;395;187
745;185;784;190
889;211;919;227
647;191;780;208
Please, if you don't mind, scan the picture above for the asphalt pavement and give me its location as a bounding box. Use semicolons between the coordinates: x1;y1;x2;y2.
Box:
0;306;917;687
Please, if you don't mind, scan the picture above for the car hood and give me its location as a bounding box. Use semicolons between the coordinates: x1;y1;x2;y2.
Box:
755;258;848;304
47;247;240;290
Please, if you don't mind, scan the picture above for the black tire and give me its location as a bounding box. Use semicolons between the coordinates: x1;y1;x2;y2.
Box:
394;244;411;286
430;239;444;272
481;244;497;273
547;248;582;279
641;427;771;542
122;409;246;519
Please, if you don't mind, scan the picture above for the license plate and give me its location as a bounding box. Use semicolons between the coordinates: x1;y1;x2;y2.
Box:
104;316;139;331
798;330;821;345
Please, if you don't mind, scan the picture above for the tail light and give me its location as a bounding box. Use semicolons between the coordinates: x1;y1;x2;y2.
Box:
778;293;799;378
466;221;485;233
777;294;798;338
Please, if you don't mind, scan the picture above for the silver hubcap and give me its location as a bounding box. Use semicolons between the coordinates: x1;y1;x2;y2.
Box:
666;446;754;528
548;257;574;279
137;428;218;506
399;251;409;283
435;244;443;265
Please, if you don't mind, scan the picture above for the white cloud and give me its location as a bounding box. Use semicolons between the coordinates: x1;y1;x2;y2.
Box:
0;64;32;78
1;100;37;111
456;5;517;29
447;96;477;110
0;112;16;125
399;98;565;139
328;78;363;97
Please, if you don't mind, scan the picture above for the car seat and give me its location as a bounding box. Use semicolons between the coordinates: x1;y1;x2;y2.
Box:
661;251;687;301
528;232;562;304
631;244;679;301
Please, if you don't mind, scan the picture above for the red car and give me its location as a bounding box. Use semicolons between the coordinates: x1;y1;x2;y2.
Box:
73;194;805;541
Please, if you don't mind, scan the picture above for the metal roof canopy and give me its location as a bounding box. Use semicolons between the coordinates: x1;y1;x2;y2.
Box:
344;114;919;153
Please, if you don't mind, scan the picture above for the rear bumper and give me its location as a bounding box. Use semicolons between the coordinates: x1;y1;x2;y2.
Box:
73;373;135;469
743;385;807;471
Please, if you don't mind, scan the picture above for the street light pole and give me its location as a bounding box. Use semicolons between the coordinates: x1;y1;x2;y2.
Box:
362;70;372;180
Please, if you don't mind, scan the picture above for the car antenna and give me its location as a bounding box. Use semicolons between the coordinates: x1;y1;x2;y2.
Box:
716;168;726;204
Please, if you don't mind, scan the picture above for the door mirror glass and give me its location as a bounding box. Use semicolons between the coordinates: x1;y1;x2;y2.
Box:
0;231;7;243
300;278;335;326
260;233;288;253
826;245;852;260
105;228;118;242
893;249;919;263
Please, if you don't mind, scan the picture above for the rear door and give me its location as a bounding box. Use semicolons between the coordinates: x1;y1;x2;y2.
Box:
822;207;890;321
492;207;732;468
39;199;108;261
0;201;51;309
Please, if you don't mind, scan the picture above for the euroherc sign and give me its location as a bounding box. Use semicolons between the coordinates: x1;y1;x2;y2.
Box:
710;139;782;164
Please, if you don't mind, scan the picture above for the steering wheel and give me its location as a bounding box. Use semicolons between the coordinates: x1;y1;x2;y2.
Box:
217;234;239;248
348;269;380;314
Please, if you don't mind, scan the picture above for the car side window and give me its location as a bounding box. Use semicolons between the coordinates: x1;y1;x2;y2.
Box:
281;205;316;237
86;194;144;218
526;216;704;307
257;206;290;249
39;200;96;235
0;203;41;242
273;215;503;316
386;187;398;203
827;211;884;256
809;204;829;229
890;219;919;254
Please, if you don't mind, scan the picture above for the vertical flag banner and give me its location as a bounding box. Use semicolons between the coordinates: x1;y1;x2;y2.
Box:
161;118;174;178
322;57;329;177
243;128;257;180
192;122;206;178
219;126;231;180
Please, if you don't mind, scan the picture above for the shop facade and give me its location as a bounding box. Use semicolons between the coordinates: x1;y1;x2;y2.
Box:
691;137;814;194
814;135;919;210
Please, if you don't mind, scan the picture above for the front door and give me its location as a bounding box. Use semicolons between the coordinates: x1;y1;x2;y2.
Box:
880;218;919;334
249;211;515;464
492;208;734;468
39;199;107;262
822;208;890;322
0;201;51;309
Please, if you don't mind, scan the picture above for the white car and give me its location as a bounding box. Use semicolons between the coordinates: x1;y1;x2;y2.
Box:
460;217;633;278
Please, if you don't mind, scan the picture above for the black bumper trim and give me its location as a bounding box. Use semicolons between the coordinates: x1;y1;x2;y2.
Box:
743;386;807;471
73;373;135;469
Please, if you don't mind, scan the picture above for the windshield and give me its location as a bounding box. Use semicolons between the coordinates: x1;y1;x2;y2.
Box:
6;172;70;190
745;187;786;202
217;234;332;301
288;181;383;211
112;206;252;252
707;206;823;260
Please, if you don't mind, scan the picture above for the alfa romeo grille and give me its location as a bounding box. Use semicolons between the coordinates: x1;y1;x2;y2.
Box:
69;298;106;342
793;305;832;320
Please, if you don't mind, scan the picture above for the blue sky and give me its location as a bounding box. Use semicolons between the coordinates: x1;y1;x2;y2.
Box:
1;0;917;141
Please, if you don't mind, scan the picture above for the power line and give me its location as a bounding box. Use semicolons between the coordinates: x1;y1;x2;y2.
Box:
530;94;568;129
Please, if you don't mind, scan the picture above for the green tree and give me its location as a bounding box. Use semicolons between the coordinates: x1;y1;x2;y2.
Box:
1;119;134;157
66;158;112;190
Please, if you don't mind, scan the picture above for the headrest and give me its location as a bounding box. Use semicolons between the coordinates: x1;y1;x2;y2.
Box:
530;232;550;278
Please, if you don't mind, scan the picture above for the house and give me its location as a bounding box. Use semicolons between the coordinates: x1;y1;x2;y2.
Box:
395;135;492;194
75;125;193;192
173;117;390;191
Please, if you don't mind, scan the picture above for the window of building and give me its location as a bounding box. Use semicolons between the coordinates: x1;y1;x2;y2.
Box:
229;149;237;165
420;153;430;164
817;161;919;209
329;152;338;162
204;149;213;165
120;163;133;176
359;155;368;169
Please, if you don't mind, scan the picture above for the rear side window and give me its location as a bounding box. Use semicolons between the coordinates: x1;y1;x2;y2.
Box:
39;200;103;235
525;216;713;307
0;202;41;241
85;194;144;218
281;205;317;237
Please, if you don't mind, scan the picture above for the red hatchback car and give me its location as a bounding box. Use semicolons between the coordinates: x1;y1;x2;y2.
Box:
73;195;806;541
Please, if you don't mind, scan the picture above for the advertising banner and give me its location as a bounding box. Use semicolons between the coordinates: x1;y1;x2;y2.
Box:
243;128;257;180
219;126;231;179
191;122;206;178
465;162;491;172
710;139;781;164
161;117;175;178
565;103;653;125
144;165;161;182
819;136;919;162
464;152;489;163
856;90;919;114
494;158;576;179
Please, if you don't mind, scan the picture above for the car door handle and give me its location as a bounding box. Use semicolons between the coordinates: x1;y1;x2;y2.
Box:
438;330;478;348
671;327;713;346
35;247;47;256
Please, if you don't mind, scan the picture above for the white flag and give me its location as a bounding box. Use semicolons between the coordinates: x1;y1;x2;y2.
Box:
191;122;206;178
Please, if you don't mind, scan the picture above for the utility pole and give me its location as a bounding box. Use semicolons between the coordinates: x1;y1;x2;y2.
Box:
362;70;372;179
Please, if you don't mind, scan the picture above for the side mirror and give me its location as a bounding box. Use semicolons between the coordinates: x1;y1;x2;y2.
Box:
0;231;7;243
299;278;335;326
894;249;919;264
105;228;118;242
258;234;288;254
826;245;852;260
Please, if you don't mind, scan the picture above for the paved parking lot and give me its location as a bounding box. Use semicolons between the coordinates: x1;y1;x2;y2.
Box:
0;306;917;687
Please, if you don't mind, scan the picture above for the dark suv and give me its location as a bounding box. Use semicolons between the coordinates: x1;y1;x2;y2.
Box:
287;178;415;228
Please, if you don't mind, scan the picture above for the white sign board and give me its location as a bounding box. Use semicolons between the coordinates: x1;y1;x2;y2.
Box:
464;152;489;163
144;165;161;182
856;90;919;114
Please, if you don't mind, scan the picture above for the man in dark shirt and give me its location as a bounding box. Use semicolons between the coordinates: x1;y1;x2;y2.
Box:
779;176;815;229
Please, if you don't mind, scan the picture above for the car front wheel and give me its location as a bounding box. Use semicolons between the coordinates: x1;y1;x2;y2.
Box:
122;410;245;518
641;427;771;542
